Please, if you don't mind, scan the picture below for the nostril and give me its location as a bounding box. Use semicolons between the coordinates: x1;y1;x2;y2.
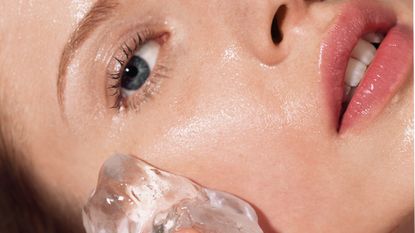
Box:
271;5;287;45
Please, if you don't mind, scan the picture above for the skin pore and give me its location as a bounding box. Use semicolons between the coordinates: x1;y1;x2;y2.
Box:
0;0;413;232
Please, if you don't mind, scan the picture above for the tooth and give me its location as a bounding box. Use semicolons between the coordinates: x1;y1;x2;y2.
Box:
345;87;356;103
351;39;376;65
363;32;384;44
345;58;367;87
344;85;351;96
343;85;351;102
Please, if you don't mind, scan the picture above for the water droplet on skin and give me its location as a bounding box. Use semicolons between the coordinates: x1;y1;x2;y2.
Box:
70;0;91;24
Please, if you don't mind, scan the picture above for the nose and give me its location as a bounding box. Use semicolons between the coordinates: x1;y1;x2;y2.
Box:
242;0;308;64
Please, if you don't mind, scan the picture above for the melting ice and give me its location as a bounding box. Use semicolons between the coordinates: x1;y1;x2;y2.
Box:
82;154;264;233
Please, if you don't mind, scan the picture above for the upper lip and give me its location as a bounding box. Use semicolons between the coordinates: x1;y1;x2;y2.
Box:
320;0;413;133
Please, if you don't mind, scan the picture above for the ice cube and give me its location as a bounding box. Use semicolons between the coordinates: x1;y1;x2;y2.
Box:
82;154;263;233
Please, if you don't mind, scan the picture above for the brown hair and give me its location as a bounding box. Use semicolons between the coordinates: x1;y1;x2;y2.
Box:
0;128;84;233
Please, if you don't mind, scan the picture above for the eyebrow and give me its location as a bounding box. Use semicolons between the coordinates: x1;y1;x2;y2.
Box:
57;0;119;106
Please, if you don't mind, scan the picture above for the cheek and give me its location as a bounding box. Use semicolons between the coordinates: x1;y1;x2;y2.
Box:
96;44;331;182
106;65;330;194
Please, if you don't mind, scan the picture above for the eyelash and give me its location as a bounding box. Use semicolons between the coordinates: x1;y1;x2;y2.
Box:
107;29;168;111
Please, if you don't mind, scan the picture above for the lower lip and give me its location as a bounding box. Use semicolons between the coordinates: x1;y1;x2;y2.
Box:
320;1;413;133
341;25;413;132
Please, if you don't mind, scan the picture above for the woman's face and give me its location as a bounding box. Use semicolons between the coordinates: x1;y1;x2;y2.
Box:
1;0;413;232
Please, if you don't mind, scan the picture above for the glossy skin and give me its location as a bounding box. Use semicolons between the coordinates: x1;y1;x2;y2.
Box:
0;0;413;232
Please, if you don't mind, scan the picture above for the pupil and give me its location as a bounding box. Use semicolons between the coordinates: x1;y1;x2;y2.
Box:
125;66;138;77
121;56;150;91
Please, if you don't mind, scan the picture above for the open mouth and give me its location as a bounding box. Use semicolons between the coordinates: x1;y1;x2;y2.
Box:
340;32;384;122
320;1;413;133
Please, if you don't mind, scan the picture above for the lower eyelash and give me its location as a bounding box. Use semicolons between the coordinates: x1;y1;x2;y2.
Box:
109;64;169;110
123;66;169;110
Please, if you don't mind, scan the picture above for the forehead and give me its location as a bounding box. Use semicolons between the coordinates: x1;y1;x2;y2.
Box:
2;0;94;21
0;0;93;46
0;0;257;37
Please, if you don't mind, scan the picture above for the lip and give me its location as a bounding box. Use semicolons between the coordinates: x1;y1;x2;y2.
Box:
320;0;413;133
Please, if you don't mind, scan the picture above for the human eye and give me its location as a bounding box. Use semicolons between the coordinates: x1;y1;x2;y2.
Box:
108;29;168;111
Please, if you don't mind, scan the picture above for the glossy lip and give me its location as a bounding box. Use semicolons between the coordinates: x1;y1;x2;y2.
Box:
320;0;413;133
